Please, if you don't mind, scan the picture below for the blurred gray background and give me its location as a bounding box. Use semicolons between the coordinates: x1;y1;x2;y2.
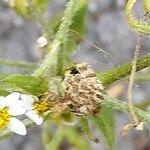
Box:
0;0;149;150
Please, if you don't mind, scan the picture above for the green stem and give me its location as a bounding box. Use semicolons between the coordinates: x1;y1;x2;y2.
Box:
0;73;9;80
125;74;150;83
134;74;150;82
102;94;150;124
34;0;78;78
97;54;150;86
0;59;37;69
135;100;150;110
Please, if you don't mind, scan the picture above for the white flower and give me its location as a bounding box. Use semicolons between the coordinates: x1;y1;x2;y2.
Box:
0;92;27;135
20;94;44;125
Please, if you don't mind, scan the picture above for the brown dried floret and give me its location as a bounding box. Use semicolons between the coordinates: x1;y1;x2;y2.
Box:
39;92;68;115
63;62;104;116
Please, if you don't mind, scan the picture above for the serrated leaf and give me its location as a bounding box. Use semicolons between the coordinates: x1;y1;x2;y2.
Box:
93;107;115;150
0;74;47;96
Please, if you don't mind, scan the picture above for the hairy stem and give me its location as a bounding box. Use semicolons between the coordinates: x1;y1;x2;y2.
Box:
97;54;150;86
101;94;150;124
0;59;37;69
134;74;150;82
34;0;78;78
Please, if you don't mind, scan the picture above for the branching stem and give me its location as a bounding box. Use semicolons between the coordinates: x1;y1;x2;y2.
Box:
97;54;150;86
34;0;78;78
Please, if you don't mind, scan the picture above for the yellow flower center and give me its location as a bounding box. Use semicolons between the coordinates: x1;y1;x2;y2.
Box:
0;107;10;129
33;101;49;115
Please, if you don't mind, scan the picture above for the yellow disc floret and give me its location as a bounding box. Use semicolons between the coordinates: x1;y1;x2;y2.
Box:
0;107;10;129
33;101;49;115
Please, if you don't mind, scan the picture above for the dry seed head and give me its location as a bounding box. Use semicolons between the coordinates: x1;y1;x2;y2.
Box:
39;92;69;115
63;62;104;116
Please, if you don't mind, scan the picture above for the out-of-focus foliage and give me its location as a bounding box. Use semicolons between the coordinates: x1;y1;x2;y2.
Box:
143;0;150;12
10;0;48;19
45;126;90;150
93;107;115;150
125;0;150;34
80;117;99;142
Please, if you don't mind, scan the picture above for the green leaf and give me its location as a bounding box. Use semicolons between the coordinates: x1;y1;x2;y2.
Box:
12;0;28;17
42;121;53;145
80;117;99;143
65;127;90;150
56;0;88;75
60;110;74;124
46;126;90;150
0;90;9;96
93;107;115;150
71;0;88;36
143;0;150;13
27;0;48;17
12;0;48;18
46;127;64;150
0;74;9;81
0;74;47;96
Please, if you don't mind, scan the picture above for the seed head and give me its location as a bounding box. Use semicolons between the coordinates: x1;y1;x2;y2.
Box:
63;62;104;116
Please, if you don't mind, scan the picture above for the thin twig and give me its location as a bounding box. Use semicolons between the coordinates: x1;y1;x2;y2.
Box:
127;36;141;124
70;29;119;66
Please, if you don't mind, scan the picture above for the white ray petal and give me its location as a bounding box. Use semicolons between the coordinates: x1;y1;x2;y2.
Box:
9;99;24;107
20;94;35;109
0;98;7;109
0;96;5;100
26;110;43;125
5;92;21;105
8;106;26;116
21;94;35;103
8;117;27;135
